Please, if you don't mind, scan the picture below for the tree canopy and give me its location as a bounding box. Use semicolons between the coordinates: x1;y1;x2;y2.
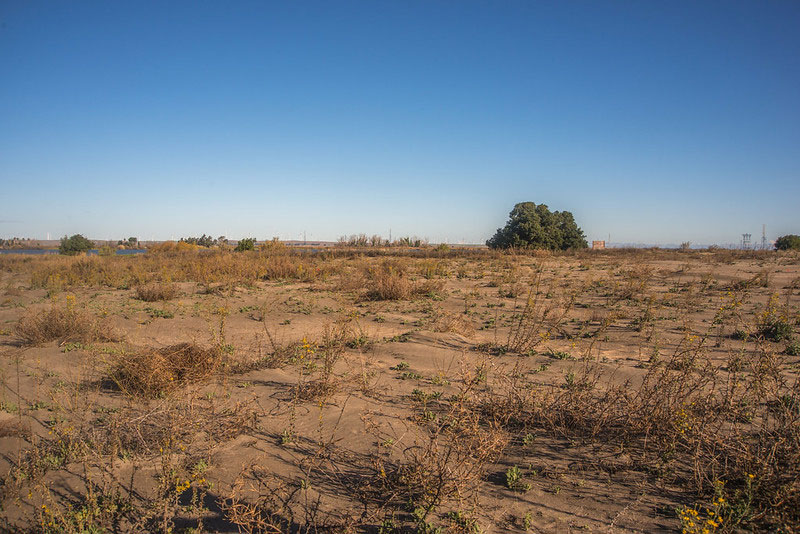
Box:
234;237;256;252
487;202;588;250
775;234;800;251
59;234;95;255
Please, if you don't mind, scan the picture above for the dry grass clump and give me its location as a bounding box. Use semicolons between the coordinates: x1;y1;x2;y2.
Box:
14;296;117;345
108;343;224;397
134;281;178;301
431;308;475;336
367;268;413;300
364;260;446;301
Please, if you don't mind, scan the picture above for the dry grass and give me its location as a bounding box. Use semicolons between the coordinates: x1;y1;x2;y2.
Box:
134;281;178;301
14;296;117;345
364;260;446;300
107;343;225;397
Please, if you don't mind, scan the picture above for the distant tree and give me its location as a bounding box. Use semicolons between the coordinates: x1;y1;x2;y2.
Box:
487;202;588;251
59;234;94;255
180;234;215;247
775;234;800;251
234;237;256;252
127;237;138;247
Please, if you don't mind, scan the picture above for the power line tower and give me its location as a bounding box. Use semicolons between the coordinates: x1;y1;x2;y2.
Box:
761;225;767;250
742;233;751;250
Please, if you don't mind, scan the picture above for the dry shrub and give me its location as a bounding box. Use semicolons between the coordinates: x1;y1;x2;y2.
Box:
14;297;117;345
431;308;474;337
293;377;339;402
475;341;800;532
108;343;224;397
335;264;367;293
505;274;578;354
134;281;178;301
610;265;654;303
220;467;298;534
360;388;508;524
413;278;445;299
147;241;201;253
366;266;412;300
365;260;445;301
260;254;300;280
418;259;450;279
100;400;257;456
33;397;257;466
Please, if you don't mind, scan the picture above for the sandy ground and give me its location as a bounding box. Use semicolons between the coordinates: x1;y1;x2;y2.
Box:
0;251;798;533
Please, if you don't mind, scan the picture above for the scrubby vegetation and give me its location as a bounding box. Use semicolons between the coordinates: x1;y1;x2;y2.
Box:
13;295;117;345
0;246;798;532
134;281;178;301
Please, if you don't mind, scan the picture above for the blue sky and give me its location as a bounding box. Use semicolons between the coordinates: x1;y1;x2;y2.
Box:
1;1;798;245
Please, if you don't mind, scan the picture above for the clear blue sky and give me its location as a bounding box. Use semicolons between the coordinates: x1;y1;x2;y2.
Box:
1;1;798;245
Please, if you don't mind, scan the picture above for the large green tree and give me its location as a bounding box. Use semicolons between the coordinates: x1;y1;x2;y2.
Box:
59;234;95;255
487;202;588;250
774;234;800;251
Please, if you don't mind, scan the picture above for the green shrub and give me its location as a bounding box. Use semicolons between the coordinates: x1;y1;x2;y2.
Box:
487;202;587;250
759;318;794;342
234;237;256;252
775;235;800;251
59;234;94;255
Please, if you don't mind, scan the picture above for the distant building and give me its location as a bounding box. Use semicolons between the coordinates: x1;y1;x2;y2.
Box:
592;240;605;250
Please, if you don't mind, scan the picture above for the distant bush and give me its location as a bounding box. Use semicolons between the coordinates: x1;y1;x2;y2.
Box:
59;234;94;256
337;234;392;247
180;234;216;247
396;236;426;247
98;245;116;256
234;237;256;252
775;235;800;251
487;202;587;250
148;241;201;253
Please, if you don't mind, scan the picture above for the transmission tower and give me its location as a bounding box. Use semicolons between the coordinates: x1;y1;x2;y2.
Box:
742;233;751;250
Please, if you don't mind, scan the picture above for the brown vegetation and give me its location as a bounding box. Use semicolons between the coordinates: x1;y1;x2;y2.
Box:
134;281;178;301
0;247;798;533
13;296;117;345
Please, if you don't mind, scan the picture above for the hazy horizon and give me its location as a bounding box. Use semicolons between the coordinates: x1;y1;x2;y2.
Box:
2;1;798;245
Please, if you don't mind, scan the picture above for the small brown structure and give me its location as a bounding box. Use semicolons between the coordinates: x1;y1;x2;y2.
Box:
592;240;606;250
